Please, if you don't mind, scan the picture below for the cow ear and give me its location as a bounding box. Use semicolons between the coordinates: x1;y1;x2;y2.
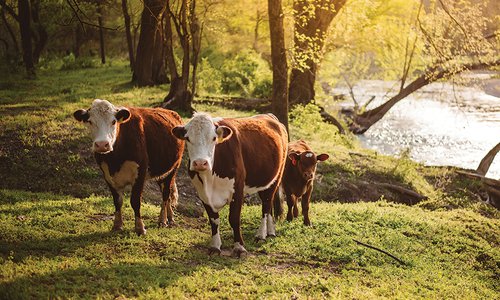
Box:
288;153;300;166
215;125;232;143
115;108;131;123
73;109;89;122
172;126;187;140
316;153;329;162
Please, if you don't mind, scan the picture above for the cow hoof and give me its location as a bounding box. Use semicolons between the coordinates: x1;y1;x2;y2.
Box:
111;225;123;232
135;228;147;236
208;247;221;256
303;222;312;227
167;220;176;227
158;222;168;228
254;236;266;243
232;242;248;258
267;233;276;238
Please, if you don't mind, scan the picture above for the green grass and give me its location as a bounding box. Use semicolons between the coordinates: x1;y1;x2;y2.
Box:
0;189;498;299
0;59;499;298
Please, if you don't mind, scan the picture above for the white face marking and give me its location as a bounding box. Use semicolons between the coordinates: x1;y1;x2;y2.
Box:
192;172;235;212
305;152;313;158
85;99;120;153
255;214;268;240
183;113;219;171
100;161;139;191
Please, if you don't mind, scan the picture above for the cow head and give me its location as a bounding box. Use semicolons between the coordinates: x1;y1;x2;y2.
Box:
288;151;329;181
172;113;232;172
73;99;131;154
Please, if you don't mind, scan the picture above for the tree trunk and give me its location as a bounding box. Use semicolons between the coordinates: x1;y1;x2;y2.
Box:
348;59;500;134
97;1;105;64
288;0;346;106
133;0;167;87
121;0;134;71
18;0;35;77
1;8;19;54
477;142;500;176
268;0;289;133
29;0;47;64
190;0;201;98
161;0;194;113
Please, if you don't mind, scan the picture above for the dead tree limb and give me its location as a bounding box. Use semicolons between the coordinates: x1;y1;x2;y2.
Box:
476;142;500;176
353;239;407;266
379;183;428;203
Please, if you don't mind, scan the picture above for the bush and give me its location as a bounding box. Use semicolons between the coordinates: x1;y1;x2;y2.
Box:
196;57;223;95
219;50;272;98
60;53;96;70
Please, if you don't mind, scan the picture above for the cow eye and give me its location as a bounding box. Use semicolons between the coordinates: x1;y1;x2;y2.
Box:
212;137;216;142
88;120;92;125
186;137;190;143
112;120;116;125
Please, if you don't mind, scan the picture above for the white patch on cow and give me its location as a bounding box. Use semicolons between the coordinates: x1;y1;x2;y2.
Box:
100;161;139;191
243;171;279;195
233;242;247;254
266;214;276;236
210;217;220;225
305;152;313;158
255;214;268;240
211;117;223;123
183;113;219;171
86;99;122;152
192;171;235;212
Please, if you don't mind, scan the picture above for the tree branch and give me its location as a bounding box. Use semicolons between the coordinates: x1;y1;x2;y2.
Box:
353;239;407;266
0;0;19;22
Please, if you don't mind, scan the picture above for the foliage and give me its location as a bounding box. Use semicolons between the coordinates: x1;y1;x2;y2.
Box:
218;50;272;97
60;53;97;70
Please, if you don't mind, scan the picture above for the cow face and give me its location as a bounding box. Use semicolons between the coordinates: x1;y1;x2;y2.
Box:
172;113;232;172
73;99;131;154
289;151;329;181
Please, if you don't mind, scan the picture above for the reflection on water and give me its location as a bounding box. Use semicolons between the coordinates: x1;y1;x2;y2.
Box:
334;78;500;179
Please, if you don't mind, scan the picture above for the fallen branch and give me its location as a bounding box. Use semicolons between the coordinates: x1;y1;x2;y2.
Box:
353;239;407;266
379;183;428;203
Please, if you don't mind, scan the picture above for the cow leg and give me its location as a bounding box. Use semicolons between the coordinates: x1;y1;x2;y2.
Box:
285;193;296;222
130;171;147;236
229;187;247;258
301;185;313;226
110;187;124;231
203;203;221;255
293;197;299;218
158;171;178;227
257;182;279;240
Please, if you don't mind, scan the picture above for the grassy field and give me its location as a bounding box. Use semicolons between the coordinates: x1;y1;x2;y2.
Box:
1;60;499;299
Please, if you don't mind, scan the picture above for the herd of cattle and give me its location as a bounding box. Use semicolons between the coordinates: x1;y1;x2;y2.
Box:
74;99;329;257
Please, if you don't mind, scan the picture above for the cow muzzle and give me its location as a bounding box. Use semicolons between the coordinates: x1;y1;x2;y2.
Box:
192;159;209;172
94;141;112;154
303;172;314;181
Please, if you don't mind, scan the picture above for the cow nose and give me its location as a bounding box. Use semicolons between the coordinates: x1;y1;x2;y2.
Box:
192;159;209;171
304;172;314;180
94;141;110;153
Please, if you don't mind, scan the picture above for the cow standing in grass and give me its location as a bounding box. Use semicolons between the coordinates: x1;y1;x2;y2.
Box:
172;113;288;257
74;99;184;235
281;140;329;226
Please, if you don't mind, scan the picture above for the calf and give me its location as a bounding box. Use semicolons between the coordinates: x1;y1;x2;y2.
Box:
281;140;329;226
74;99;184;235
172;113;288;256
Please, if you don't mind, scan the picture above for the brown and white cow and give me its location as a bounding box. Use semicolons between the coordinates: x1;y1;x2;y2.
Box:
172;112;288;256
74;99;184;235
281;140;329;226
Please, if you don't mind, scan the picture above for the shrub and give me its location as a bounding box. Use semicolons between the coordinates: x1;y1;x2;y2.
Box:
60;53;96;70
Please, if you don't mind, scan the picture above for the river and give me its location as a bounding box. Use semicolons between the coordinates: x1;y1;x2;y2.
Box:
333;73;500;179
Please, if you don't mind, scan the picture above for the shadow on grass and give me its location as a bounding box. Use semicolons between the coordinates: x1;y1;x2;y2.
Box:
0;258;227;299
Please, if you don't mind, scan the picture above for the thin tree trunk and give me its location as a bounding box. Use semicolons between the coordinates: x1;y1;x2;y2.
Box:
288;0;346;106
30;0;47;64
97;1;105;64
1;8;19;54
121;0;134;71
190;0;201;97
18;0;35;77
268;0;289;132
477;143;500;176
